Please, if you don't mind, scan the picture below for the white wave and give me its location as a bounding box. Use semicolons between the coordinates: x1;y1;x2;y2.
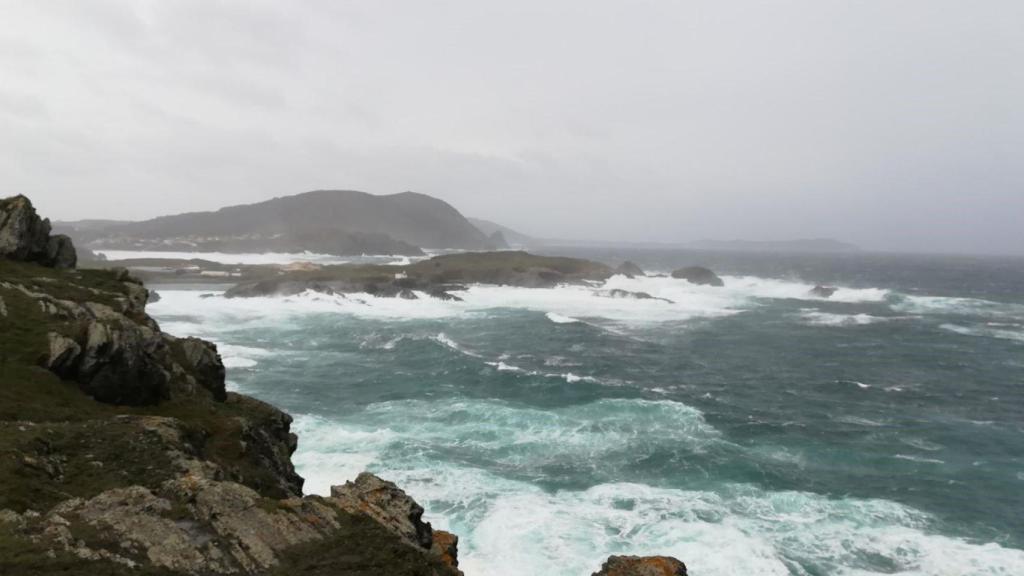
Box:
222;357;257;369
487;361;523;372
147;272;902;329
562;372;597;384
289;399;1024;576
894;295;1024;319
95;249;351;266
835;415;887;427
940;323;1024;343
801;309;891;326
546;312;581;324
717;275;890;303
894;454;947;465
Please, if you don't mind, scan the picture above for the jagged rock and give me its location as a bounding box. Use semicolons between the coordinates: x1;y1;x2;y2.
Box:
41;480;341;575
810;284;838;298
431;530;460;571
0;195;77;268
46;332;82;378
331;472;433;549
74;315;171;406
148;289;162;303
46;234;77;269
177;337;227;401
0;294;7;317
398;289;419;300
616;261;645;277
671;266;724;287
228;394;303;498
593;555;688;576
428;289;463;302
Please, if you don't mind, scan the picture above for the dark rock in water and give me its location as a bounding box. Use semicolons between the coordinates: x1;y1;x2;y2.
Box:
598;288;673;304
331;472;434;550
429;289;463;302
671;266;724;287
398;289;419;300
148;289;162;303
593;555;688;576
199;293;217;299
615;261;645;277
810;284;838;298
0;195;77;268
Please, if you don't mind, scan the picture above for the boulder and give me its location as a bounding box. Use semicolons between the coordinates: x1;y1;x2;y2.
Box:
177;337;227;401
398;289;419;300
810;285;838;298
0;195;77;268
431;530;460;571
593;556;688;576
428;289;463;302
615;261;645;277
46;332;82;378
331;472;433;549
671;266;724;287
46;234;78;269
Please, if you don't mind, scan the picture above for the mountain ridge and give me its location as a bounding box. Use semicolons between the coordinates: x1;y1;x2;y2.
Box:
58;190;497;256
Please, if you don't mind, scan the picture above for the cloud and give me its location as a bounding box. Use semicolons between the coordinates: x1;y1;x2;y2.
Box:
1;0;1021;254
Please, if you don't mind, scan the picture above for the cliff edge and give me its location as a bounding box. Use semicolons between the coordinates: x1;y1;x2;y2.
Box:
1;194;685;576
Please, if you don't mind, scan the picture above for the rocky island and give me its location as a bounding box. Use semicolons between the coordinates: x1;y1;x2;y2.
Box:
1;195;688;575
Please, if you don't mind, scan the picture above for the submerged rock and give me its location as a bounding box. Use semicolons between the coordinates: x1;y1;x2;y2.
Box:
671;266;724;287
810;284;838;298
593;556;688;576
597;288;673;303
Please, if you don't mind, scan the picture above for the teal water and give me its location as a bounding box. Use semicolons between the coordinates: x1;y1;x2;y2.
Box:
150;250;1024;576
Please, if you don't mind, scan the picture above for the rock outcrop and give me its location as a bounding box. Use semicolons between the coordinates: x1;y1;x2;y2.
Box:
0;195;77;269
671;266;724;287
331;472;434;550
810;284;838;298
225;251;615;298
593;556;688;576
2;195;686;576
615;261;645;277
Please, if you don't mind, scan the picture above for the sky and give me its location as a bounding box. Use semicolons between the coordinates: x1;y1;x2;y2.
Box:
1;1;1022;254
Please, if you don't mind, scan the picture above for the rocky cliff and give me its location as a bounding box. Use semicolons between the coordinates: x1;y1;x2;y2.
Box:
1;195;686;576
1;196;461;575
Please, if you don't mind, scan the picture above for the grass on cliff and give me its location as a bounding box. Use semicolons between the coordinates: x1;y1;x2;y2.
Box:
1;258;294;516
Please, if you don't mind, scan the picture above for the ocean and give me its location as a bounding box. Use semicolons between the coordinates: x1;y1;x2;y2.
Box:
144;247;1024;576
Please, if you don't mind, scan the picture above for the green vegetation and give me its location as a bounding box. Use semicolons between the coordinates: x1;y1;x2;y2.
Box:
0;258;294;516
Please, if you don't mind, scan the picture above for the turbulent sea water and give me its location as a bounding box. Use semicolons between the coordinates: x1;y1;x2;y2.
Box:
145;248;1024;576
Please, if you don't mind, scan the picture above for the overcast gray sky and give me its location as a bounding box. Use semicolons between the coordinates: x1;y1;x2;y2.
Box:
1;1;1022;254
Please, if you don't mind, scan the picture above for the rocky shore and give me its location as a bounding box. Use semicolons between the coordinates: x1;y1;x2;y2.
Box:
1;195;687;576
223;250;618;299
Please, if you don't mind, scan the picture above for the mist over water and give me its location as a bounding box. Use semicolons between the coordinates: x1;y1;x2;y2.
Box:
149;249;1024;576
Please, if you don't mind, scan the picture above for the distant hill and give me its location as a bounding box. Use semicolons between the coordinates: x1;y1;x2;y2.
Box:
59;190;497;256
686;238;860;253
468;218;535;247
